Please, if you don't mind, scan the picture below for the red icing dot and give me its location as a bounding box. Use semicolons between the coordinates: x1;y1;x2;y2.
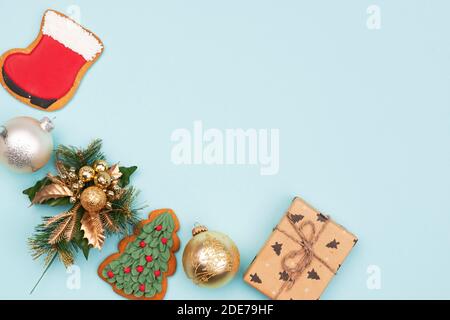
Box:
145;255;153;262
139;284;145;292
136;265;144;273
154;270;161;277
107;271;114;279
155;225;162;231
139;241;146;248
161;238;168;244
124;267;131;274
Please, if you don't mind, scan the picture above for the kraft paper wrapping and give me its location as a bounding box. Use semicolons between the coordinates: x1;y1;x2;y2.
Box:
244;197;357;300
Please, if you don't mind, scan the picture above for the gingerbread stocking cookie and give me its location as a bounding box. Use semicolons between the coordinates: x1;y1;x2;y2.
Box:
0;10;103;111
98;209;180;300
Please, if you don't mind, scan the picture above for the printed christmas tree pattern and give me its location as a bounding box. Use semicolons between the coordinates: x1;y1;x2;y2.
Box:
316;213;328;222
307;269;320;280
271;242;283;256
99;209;179;300
279;270;290;281
326;239;340;249
249;273;262;284
288;213;303;224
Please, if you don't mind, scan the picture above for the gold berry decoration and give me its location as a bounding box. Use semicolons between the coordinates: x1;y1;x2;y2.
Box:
95;171;112;188
78;166;95;182
93;159;108;172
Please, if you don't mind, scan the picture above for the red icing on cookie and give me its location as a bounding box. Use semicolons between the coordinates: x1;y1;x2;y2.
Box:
0;10;103;111
3;35;86;100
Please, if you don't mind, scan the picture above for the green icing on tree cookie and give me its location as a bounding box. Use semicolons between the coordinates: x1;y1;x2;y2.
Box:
102;212;175;298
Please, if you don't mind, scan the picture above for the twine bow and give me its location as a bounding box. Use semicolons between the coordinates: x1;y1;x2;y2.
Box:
274;213;336;299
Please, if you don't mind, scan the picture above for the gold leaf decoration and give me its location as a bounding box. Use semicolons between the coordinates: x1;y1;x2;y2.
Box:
45;211;72;227
45;204;80;244
64;207;79;241
32;183;73;205
48;205;79;244
56;160;69;178
59;250;74;267
48;217;73;244
80;212;105;250
108;163;122;180
100;211;118;232
46;173;64;186
64;217;77;242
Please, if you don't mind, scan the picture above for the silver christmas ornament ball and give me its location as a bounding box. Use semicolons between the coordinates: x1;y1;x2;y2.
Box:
0;116;54;173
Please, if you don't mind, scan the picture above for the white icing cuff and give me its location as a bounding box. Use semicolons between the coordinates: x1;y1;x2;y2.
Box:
42;10;103;61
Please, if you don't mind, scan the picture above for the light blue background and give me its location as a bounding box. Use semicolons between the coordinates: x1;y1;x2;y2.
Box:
0;0;449;299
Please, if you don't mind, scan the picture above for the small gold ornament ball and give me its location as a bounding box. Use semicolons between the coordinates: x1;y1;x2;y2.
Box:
182;225;240;288
94;171;112;188
80;186;107;212
78;166;95;182
93;160;109;173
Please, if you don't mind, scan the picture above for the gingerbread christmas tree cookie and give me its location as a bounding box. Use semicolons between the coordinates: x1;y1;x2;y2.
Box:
98;209;180;300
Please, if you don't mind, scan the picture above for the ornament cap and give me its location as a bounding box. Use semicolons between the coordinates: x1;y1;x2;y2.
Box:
39;117;55;132
0;126;7;139
192;224;208;237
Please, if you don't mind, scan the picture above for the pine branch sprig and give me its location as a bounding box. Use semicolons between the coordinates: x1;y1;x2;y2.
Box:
56;139;105;169
26;139;141;272
103;187;144;236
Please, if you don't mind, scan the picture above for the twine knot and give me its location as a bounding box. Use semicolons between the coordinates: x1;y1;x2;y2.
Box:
275;214;336;297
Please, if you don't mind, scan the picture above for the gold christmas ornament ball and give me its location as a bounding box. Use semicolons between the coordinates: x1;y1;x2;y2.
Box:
182;225;240;288
93;160;108;173
80;186;107;212
78;166;95;182
94;171;112;188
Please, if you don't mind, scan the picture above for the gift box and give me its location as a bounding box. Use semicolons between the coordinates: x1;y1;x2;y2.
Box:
244;197;357;300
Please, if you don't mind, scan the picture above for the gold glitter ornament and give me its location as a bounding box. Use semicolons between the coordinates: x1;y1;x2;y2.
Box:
182;225;240;288
78;166;95;182
94;171;112;188
80;186;107;212
93;160;108;173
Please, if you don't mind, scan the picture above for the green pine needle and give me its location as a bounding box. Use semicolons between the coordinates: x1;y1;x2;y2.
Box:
56;139;105;168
